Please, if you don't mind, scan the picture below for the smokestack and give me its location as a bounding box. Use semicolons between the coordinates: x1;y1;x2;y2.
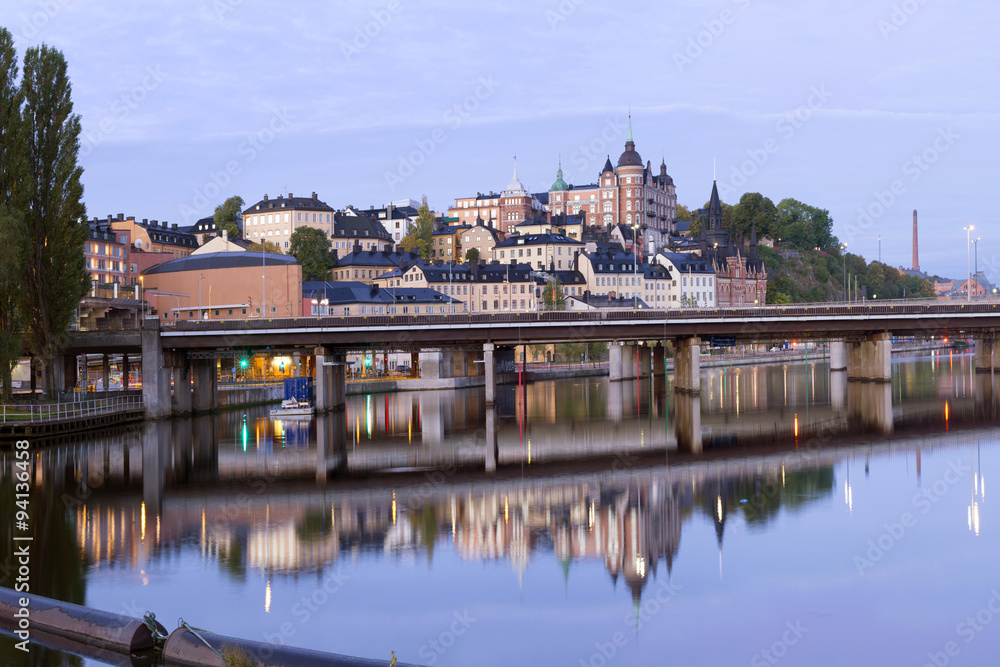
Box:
912;210;919;271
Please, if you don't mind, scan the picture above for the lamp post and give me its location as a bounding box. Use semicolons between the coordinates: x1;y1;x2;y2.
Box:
262;242;267;317
139;276;144;320
974;236;981;297
964;225;975;302
840;243;848;302
198;273;204;320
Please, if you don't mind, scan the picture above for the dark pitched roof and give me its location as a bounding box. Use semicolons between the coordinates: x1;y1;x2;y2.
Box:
494;233;584;248
617;140;642;168
602;156;614;174
142;251;295;275
657;252;715;274
243;193;335;215
303;281;461;305
533;270;587;286
243;192;333;215
332;212;392;241
333;248;421;268
533;192;550;206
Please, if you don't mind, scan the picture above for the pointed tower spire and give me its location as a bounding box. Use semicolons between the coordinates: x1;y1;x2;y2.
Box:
627;114;633;143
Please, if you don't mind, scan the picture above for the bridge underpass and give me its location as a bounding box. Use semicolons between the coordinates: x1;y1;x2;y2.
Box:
52;306;1000;453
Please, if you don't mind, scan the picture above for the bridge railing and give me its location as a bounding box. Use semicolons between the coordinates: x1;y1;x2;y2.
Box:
166;297;1000;331
0;395;144;424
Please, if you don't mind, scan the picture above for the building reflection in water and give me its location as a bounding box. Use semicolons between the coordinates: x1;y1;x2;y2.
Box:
3;350;993;607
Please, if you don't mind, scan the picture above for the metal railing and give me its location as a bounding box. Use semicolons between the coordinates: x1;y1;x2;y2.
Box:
1;395;144;424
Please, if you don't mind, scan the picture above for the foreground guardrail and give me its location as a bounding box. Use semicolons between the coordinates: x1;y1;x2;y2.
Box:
0;395;144;424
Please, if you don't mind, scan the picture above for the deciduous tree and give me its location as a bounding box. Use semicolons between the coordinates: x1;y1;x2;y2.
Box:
20;43;88;399
0;29;25;401
399;196;434;259
289;226;333;280
213;195;244;238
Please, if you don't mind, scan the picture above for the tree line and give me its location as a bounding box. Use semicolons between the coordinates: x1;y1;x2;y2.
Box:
0;29;89;401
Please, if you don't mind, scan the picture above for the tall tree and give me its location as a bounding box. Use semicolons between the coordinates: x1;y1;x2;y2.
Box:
213;194;244;238
465;247;480;265
542;277;566;310
729;193;777;243
20;44;88;399
0;29;26;401
289;226;333;280
776;198;836;250
399;196;434;259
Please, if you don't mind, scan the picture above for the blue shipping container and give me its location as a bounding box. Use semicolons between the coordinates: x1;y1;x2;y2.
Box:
284;377;314;402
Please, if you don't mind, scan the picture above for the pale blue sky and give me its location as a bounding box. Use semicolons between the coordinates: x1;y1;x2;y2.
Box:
4;0;997;281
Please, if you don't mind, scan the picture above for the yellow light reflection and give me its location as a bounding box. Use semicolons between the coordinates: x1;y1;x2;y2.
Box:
505;496;509;524
636;556;646;578
528;439;531;465
969;504;981;536
265;580;272;613
588;501;595;530
140;502;146;541
392;491;397;526
716;496;723;522
331;504;336;530
794;414;799;438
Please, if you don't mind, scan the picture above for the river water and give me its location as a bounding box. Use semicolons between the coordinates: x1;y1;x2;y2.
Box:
2;350;999;666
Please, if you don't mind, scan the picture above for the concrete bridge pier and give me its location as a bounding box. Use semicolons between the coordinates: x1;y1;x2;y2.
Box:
192;359;217;413
847;333;892;382
975;337;999;372
314;346;346;413
484;343;495;404
141;322;171;419
171;354;192;416
848;382;894;434
674;336;701;394
419;348;453;380
674;393;702;453
829;339;847;372
51;354;77;397
102;354;111;396
609;342;624;382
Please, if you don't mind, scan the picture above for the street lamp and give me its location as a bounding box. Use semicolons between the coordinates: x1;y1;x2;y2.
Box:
964;225;975;302
198;273;204;320
840;243;848;303
974;236;982;296
138;276;144;320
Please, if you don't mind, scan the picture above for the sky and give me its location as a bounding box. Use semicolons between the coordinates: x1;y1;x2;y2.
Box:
2;0;997;283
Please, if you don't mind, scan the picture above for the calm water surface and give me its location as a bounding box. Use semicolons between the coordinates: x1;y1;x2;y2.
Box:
2;351;999;666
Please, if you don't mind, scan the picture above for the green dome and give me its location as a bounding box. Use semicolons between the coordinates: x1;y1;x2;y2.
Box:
551;165;568;191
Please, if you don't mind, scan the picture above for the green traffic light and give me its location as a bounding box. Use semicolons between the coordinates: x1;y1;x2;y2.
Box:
240;358;248;368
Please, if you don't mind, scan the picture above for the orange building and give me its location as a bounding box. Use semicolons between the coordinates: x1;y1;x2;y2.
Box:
141;251;302;322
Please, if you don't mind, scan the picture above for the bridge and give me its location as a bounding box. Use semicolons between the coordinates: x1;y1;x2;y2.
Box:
53;300;1000;425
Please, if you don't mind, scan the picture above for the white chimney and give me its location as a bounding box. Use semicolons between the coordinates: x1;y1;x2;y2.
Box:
223;229;228;243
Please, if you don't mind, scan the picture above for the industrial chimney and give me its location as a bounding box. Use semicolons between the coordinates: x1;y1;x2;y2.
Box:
912;210;919;271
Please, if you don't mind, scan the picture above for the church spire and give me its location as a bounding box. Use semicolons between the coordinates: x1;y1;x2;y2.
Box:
627;114;633;143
